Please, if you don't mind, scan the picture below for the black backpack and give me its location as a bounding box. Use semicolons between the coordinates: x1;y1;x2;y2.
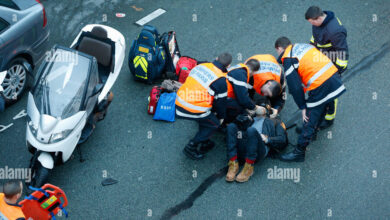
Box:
160;31;181;73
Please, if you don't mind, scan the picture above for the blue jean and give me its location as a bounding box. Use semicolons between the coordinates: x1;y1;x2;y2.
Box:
226;123;267;162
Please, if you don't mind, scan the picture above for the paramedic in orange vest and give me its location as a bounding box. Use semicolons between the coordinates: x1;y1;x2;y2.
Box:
275;37;346;162
306;6;349;129
247;54;285;118
0;180;25;220
225;60;267;123
176;53;232;160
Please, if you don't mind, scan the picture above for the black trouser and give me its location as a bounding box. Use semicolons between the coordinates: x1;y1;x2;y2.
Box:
225;98;245;124
298;101;333;147
226;123;268;163
179;113;220;144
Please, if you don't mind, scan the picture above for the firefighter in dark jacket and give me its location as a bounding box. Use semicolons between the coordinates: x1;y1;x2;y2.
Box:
275;37;346;162
306;6;349;129
176;53;232;160
226;116;288;182
225;59;266;123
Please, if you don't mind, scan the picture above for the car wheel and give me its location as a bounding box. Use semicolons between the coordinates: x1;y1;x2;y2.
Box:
1;58;29;104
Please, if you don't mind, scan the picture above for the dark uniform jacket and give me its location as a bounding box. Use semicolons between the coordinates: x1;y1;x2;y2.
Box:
310;11;349;72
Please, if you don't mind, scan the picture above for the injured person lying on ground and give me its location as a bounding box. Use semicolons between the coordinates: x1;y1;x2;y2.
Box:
225;112;288;183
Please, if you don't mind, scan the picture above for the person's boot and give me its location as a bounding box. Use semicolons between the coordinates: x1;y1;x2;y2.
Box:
235;162;254;183
279;145;306;162
199;140;215;154
183;141;204;160
319;119;334;130
225;160;239;182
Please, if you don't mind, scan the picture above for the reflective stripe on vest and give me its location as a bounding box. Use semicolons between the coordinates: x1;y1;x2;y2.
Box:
175;63;225;113
281;44;338;92
227;63;251;98
190;65;219;89
176;95;211;112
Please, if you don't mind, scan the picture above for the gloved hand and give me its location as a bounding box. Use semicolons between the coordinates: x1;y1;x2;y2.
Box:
270;108;278;118
255;105;266;116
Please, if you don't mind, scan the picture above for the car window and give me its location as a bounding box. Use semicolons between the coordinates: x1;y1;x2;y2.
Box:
0;0;19;10
0;18;9;33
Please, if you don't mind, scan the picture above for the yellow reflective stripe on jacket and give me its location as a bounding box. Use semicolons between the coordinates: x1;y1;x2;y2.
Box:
317;42;332;48
325;99;338;120
310;35;314;43
336;17;342;25
336;58;348;68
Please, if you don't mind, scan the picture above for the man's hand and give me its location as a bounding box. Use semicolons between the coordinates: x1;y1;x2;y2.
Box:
219;118;224;125
260;134;268;143
270;108;278;118
302;108;309;123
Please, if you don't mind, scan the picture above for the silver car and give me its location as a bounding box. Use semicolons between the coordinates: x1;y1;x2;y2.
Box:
0;0;50;104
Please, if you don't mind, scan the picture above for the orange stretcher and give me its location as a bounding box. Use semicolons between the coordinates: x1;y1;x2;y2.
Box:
19;184;68;220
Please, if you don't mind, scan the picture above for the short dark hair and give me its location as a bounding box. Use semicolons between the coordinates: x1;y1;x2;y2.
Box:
267;80;282;97
275;37;291;49
245;59;260;72
217;52;232;68
2;180;22;199
305;6;324;20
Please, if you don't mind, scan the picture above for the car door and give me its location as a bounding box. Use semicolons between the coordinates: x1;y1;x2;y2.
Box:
0;17;10;71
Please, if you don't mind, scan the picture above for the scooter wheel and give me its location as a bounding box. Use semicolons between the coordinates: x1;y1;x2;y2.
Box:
30;162;50;188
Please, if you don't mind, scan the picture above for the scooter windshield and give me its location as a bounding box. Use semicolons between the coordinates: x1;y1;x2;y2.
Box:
34;49;91;119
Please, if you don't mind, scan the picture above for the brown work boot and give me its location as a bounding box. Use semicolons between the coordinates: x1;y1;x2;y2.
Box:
235;163;254;183
225;160;239;182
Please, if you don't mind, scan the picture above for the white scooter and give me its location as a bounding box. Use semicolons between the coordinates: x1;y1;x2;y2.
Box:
26;24;125;187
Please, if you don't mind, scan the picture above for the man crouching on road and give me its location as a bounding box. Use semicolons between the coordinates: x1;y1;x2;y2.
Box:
225;110;288;183
176;53;232;160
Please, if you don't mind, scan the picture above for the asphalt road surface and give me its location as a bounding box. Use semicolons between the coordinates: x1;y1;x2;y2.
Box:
1;0;389;219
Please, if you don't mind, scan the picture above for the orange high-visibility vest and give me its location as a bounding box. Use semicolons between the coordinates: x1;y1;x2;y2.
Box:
246;54;282;96
226;63;250;99
281;44;338;93
0;193;25;220
176;63;226;113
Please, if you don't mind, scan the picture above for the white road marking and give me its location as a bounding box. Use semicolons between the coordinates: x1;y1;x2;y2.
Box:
135;8;166;26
